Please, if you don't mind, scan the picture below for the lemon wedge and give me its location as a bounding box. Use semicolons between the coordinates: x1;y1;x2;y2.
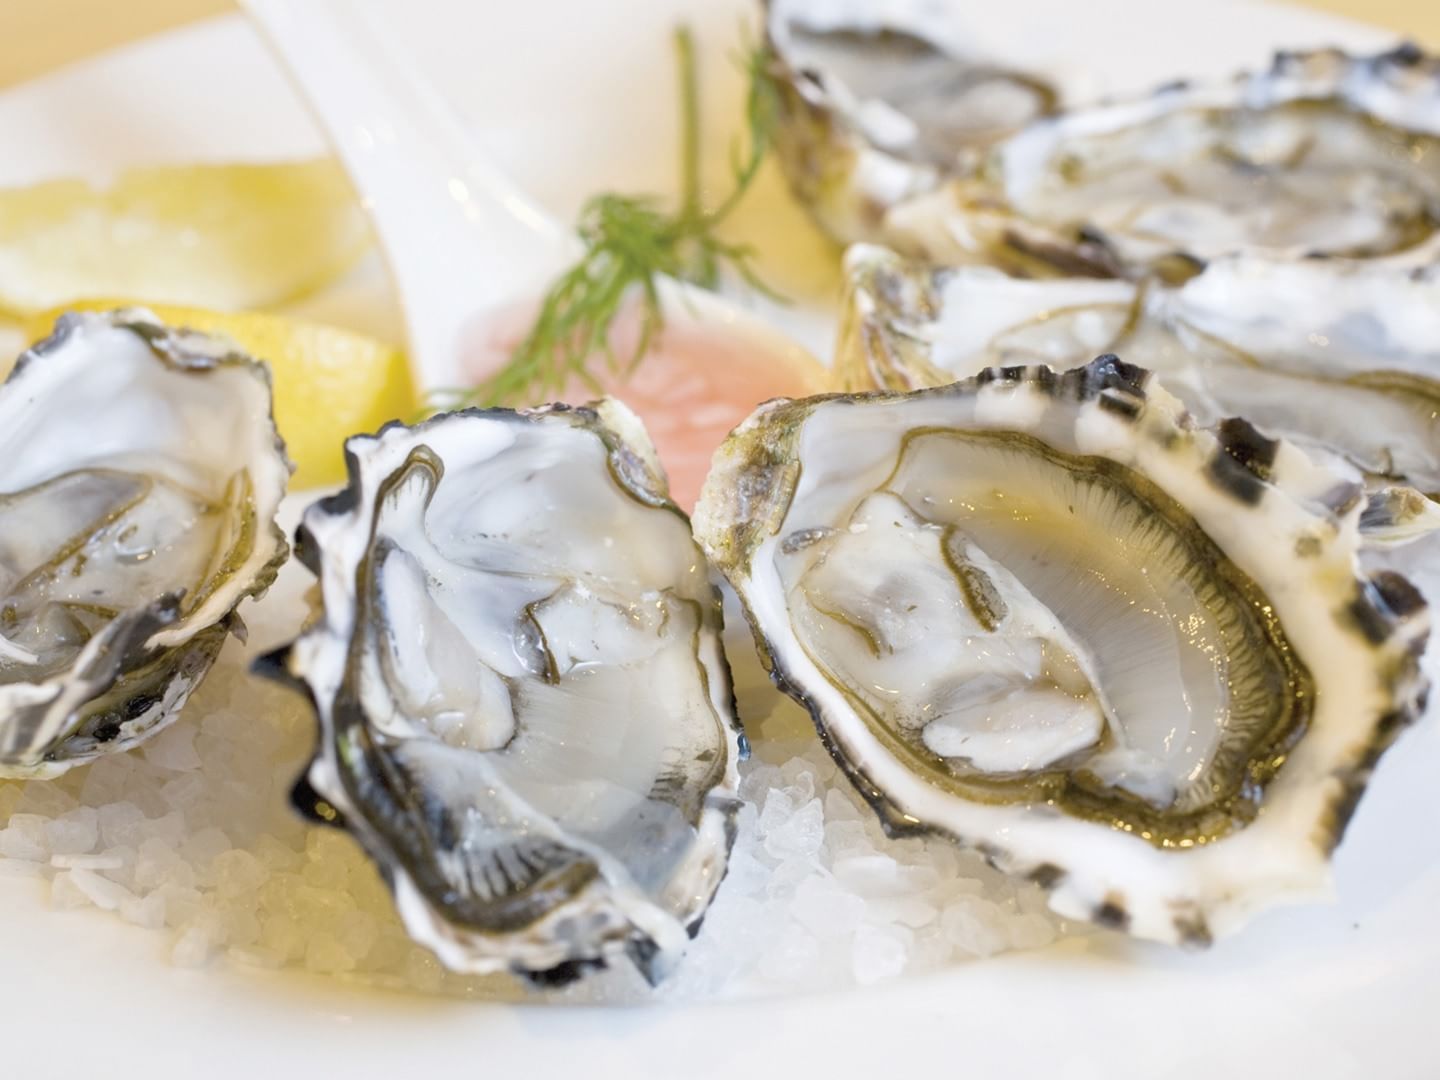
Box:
26;302;417;490
0;161;372;316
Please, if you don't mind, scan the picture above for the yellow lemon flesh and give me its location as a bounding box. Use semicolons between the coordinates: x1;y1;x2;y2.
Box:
0;161;372;316
26;302;417;490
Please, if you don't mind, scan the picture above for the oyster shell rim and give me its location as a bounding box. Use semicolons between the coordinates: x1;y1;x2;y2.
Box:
762;0;1060;247
260;399;746;984
888;43;1440;275
0;308;292;778
694;357;1430;946
832;240;1440;522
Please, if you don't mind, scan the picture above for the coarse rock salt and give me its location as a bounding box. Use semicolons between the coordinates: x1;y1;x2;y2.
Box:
0;814;48;861
852;924;912;985
67;866;136;912
142;723;203;772
763;797;825;861
212;848;269;899
97;802;147;848
171;924;219;969
121;890;168;931
45;807;98;855
791;873;868;940
50;852;124;872
16;781;77;817
0;574;1076;1001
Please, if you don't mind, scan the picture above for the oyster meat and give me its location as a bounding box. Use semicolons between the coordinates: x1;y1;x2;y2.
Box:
695;358;1428;944
837;244;1440;539
0;310;290;777
885;45;1440;276
267;401;743;983
766;0;1057;245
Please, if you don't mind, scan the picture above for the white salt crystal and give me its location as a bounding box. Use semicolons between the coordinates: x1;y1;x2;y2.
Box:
887;836;930;867
50;853;124;871
171;925;217;968
762;797;824;861
778;758;818;803
259;914;305;963
738;763;781;800
50;871;93;910
252;833;304;873
0;814;48;861
866;895;939;929
227;945;284;969
305;932;357;974
140;812;187;846
144;723;203;772
158;884;204;928
910;926;956;970
99;844;138;888
78;756;135;805
0;859;44;879
756;787;794;836
63;867;134;911
336;910;379;960
16;781;76;816
833;853;904;897
45;807;98;855
697;895;771;972
720;844;768;896
920;841;961;879
159;773;207;812
823;819;874;860
937;875;988;901
222;907;263;948
758;927;820;984
852;924;911;985
200;708;243;740
121;891;168;931
1008;912;1059;951
97;802;146;848
941;899;1010;958
134;838;184;891
181;826;232;866
791;874;866;939
898;862;943;892
301;850;350;890
212;848;268;899
765;856;815;900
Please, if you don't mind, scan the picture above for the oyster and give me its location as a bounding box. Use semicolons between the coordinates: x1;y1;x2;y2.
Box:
885;45;1440;276
765;0;1057;245
265;401;743;983
836;244;1440;538
695;358;1428;945
0;310;290;777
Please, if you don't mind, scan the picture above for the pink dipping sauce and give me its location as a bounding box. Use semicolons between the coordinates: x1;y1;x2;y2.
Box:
460;298;826;510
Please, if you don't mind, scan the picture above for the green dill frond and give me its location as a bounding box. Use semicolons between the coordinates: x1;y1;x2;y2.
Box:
431;22;782;414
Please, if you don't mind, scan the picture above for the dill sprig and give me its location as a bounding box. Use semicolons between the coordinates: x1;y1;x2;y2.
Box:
429;24;780;412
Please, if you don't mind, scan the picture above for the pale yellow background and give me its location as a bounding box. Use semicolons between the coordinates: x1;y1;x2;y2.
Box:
0;0;1438;88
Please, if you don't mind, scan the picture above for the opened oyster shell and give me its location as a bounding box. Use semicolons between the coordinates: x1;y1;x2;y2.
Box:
884;45;1440;276
0;310;290;777
765;0;1057;245
695;358;1428;945
837;243;1440;541
265;401;743;983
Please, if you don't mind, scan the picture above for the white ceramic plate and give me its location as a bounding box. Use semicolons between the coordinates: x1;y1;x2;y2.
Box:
4;4;1439;1078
